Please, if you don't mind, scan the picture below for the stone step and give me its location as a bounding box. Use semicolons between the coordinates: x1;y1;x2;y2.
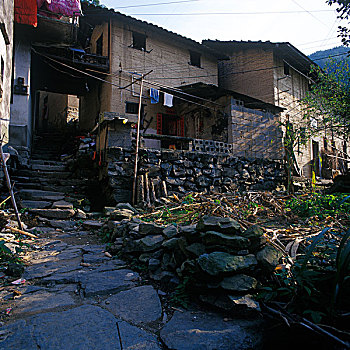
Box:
19;189;65;201
20;200;52;209
15;182;43;190
17;170;71;179
29;208;75;219
15;182;80;194
30;164;67;172
30;159;67;166
12;176;40;184
31;155;61;160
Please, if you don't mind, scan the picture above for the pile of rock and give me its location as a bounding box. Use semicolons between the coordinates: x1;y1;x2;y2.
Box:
107;212;283;312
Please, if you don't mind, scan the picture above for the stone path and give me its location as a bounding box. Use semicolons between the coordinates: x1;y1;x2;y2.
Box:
0;220;263;350
1;133;263;349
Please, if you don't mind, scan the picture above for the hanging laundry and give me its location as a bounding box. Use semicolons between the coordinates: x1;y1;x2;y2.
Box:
39;0;82;17
150;88;160;104
164;93;174;107
15;0;38;27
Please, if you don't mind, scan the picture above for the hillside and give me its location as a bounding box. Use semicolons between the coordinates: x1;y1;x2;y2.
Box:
308;46;349;68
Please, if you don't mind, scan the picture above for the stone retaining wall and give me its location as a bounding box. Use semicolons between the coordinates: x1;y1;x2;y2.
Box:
105;147;286;205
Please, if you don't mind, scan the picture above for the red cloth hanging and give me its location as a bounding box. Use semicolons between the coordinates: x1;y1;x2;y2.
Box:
14;0;38;27
44;0;82;17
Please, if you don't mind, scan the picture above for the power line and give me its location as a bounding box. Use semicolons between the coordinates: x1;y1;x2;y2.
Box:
116;0;200;9
129;10;335;16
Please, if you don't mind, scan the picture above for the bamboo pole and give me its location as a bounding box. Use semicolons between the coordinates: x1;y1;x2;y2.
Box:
5;225;37;239
130;70;153;206
132;76;145;205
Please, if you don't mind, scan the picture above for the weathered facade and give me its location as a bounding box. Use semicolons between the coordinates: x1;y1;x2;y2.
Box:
79;3;220;137
204;40;350;178
0;0;14;143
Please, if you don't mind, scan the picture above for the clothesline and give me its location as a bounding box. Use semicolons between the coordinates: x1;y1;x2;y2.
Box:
150;88;174;107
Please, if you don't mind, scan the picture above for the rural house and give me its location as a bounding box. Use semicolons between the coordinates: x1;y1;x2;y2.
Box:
204;40;350;178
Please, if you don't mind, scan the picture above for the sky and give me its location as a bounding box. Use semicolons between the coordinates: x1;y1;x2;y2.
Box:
99;0;345;55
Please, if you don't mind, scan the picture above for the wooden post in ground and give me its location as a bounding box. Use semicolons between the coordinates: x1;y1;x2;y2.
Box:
132;76;144;206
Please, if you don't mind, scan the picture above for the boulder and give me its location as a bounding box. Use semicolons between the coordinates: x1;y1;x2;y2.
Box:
139;222;164;235
197;252;258;276
133;235;164;252
202;231;250;250
242;225;267;250
185;243;206;257
256;245;282;271
115;202;139;214
163;225;178;238
220;274;258;292
110;209;134;221
162;238;179;250
197;216;241;235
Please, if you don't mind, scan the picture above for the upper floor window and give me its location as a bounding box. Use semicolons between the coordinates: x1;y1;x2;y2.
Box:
283;61;290;76
189;51;201;68
132;32;147;51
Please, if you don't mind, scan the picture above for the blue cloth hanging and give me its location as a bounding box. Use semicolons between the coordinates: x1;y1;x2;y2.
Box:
150;88;159;104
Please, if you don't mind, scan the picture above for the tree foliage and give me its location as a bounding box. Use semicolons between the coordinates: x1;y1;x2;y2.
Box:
327;0;350;46
302;59;350;139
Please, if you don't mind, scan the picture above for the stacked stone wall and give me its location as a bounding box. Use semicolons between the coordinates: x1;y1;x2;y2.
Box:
105;147;285;204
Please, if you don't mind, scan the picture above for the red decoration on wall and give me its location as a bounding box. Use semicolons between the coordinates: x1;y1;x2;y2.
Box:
15;0;38;27
178;116;185;137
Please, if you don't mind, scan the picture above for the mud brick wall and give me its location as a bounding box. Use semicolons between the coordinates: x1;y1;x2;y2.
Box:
105;147;285;205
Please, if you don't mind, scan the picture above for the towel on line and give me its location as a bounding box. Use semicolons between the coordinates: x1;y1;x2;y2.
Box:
150;88;160;104
164;93;173;107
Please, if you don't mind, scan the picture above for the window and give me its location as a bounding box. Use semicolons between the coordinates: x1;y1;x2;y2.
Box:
132;32;146;51
283;61;290;76
125;102;144;115
189;51;201;68
96;34;103;56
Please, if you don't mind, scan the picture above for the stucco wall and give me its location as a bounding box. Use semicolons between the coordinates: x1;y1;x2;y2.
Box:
10;39;32;148
0;0;14;143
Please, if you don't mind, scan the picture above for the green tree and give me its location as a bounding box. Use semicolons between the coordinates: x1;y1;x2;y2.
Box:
302;59;350;139
327;0;350;46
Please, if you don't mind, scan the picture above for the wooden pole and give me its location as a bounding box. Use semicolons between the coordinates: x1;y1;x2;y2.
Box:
0;140;23;230
132;75;145;205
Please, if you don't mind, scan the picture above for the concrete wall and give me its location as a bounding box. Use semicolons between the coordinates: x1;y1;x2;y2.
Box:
230;101;283;160
0;0;14;143
10;39;32;149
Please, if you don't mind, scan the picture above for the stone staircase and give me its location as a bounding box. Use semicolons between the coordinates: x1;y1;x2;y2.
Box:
13;133;89;217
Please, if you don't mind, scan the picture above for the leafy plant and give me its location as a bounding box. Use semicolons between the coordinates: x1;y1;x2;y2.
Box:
170;277;190;309
285;193;350;219
258;227;350;325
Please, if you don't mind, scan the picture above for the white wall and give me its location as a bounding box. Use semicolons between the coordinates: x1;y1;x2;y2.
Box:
10;39;32;148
